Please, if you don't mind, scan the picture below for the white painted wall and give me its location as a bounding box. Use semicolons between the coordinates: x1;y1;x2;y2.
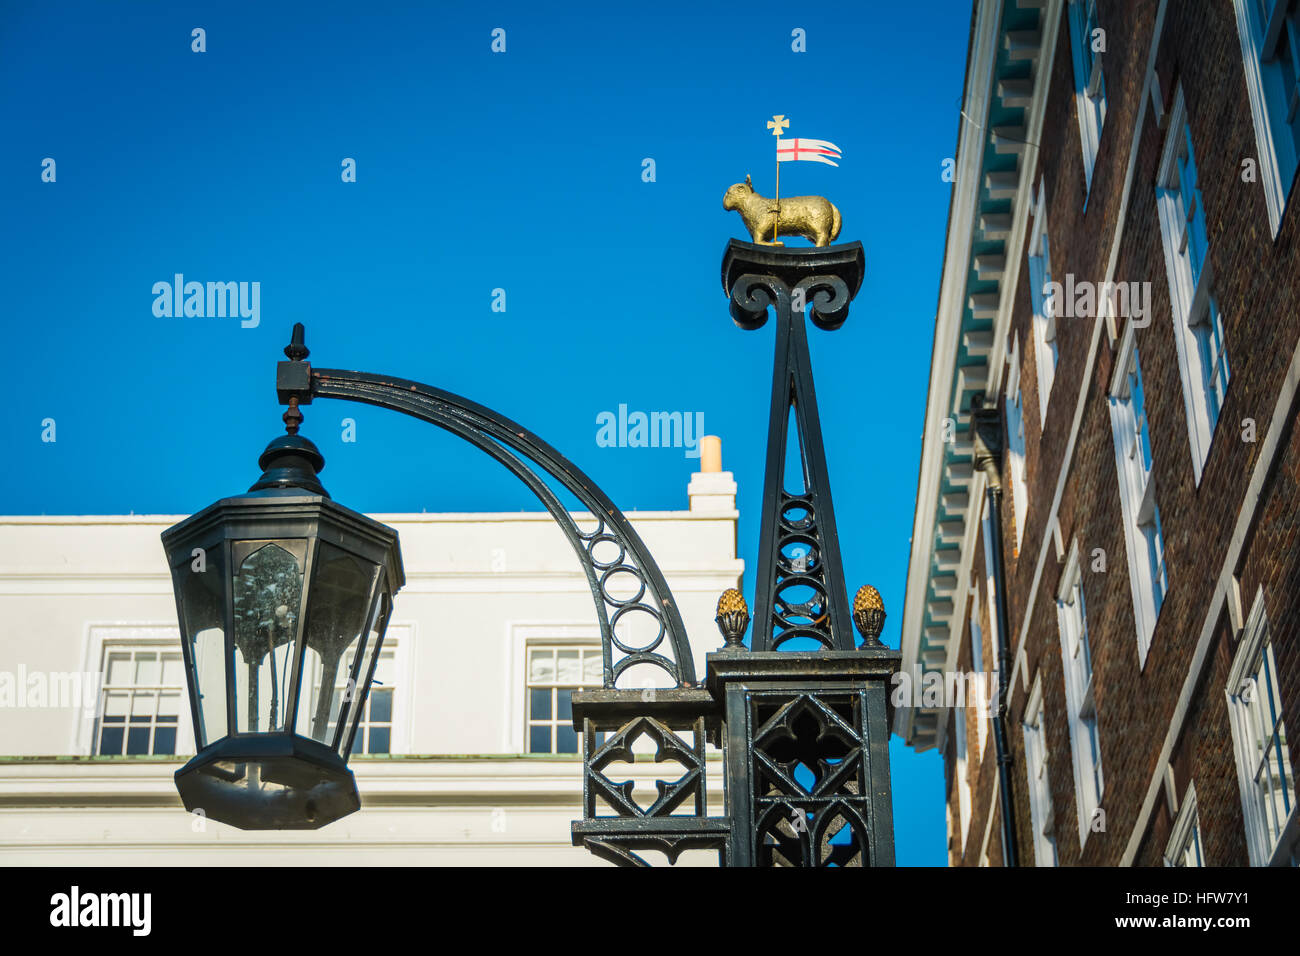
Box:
0;469;741;865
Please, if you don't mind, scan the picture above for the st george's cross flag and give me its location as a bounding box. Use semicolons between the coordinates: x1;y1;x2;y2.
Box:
776;137;842;166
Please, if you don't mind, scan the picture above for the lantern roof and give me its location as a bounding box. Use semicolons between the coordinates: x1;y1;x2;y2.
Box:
160;432;405;592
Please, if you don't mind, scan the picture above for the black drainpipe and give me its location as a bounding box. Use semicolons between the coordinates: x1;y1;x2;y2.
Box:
970;394;1020;868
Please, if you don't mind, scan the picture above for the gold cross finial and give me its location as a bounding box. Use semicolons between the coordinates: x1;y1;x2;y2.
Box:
767;114;789;136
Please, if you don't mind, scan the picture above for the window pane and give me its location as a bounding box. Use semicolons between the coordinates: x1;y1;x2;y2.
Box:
557;688;574;721
530;688;551;720
367;728;390;754
582;652;602;684
98;726;124;755
154;726;177;755
106;653;133;686
161;655;184;687
529;725;552;754
126;724;151;756
369;688;393;724
557;651;581;683
556;725;579;754
529;649;554;683
135;652;160;686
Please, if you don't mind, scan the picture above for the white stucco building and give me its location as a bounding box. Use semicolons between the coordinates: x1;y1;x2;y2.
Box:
0;454;742;864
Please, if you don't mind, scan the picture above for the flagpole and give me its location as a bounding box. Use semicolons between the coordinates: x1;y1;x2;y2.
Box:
766;115;791;245
774;152;780;244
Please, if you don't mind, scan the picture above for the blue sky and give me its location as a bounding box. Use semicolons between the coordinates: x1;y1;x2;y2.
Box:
0;1;971;864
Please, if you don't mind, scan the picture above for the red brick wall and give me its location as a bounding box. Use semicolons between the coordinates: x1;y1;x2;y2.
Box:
947;0;1300;865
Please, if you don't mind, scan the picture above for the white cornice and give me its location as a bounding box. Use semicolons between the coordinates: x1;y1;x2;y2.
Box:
898;0;1005;744
0;510;736;526
982;2;1063;401
0;754;726;803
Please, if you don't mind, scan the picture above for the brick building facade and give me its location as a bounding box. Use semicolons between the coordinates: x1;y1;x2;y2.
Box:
897;0;1300;866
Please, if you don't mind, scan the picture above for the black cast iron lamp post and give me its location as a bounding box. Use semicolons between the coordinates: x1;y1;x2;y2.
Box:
161;400;404;830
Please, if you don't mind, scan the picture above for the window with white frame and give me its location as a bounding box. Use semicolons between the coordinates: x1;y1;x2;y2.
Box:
1023;678;1059;866
968;593;988;756
1108;332;1168;662
1226;590;1297;865
1005;338;1029;554
1156;88;1231;483
1232;0;1300;234
1068;0;1108;196
1165;783;1206;867
1057;541;1104;842
954;701;972;847
1028;179;1058;422
526;644;603;754
96;646;186;756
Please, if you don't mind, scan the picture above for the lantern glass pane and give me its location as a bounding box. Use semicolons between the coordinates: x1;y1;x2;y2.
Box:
344;589;390;758
232;541;306;734
299;542;379;745
322;622;369;751
177;544;230;748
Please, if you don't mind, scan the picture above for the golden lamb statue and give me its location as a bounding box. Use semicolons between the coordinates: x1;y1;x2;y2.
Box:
723;175;842;247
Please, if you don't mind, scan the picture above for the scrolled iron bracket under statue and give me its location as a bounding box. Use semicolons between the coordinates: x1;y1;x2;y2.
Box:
569;237;901;867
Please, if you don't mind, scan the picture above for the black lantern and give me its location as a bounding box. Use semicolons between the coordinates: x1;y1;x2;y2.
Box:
162;414;403;829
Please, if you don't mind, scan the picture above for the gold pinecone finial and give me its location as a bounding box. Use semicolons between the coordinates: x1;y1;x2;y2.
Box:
715;588;750;650
853;585;886;646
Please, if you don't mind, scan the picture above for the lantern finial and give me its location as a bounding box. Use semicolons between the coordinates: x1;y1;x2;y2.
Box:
284;322;310;361
247;432;329;498
283;396;304;435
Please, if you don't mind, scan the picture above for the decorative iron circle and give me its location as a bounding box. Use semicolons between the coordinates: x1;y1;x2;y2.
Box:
587;533;627;571
598;564;648;608
774;541;816;572
779;499;816;533
610;649;677;687
771;626;836;650
609;602;667;655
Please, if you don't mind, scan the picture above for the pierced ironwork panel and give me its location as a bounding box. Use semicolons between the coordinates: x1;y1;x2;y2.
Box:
709;650;899;868
583;714;707;819
570;689;729;866
750;692;873;866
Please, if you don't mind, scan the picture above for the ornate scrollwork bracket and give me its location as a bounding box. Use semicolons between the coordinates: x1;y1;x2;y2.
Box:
275;343;697;691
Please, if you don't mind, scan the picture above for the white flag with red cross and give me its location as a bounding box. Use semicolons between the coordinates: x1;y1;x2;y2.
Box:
776;137;842;166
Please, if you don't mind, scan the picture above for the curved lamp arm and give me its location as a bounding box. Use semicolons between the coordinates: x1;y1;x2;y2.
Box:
276;329;697;689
